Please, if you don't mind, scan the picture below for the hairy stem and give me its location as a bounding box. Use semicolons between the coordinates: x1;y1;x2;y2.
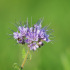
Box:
21;50;29;70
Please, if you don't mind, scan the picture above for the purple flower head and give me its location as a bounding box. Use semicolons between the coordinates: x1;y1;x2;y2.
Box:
18;26;28;36
13;32;25;44
13;32;22;39
38;28;51;42
28;43;39;50
13;19;51;51
26;29;39;42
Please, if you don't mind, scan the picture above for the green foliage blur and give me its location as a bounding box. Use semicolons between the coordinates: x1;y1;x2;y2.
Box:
0;0;70;70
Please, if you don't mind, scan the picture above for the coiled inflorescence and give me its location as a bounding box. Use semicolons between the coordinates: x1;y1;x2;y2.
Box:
13;19;51;51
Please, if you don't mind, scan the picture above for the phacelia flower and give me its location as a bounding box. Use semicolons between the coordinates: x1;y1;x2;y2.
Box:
13;19;51;51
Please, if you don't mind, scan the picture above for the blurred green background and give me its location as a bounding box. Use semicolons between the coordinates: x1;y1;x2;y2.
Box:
0;0;70;70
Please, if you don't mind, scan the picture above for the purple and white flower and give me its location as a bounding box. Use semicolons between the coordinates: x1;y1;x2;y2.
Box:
13;19;51;51
13;32;22;39
18;26;28;36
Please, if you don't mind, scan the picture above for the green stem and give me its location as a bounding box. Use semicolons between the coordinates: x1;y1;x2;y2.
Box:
21;50;30;70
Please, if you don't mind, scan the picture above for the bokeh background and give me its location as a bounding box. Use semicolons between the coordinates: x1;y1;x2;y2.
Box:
0;0;70;70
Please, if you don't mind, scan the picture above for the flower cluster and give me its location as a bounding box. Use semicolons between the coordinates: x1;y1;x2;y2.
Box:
13;20;50;50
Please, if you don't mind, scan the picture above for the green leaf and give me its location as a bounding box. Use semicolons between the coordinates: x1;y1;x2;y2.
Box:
13;63;20;70
22;48;26;59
